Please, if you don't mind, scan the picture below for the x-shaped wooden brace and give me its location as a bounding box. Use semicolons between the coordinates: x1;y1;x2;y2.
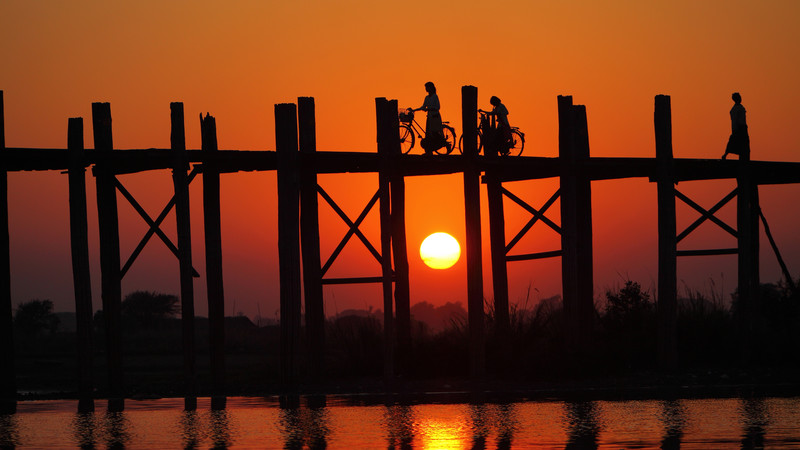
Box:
503;187;562;254
317;185;383;277
675;187;738;242
116;166;202;279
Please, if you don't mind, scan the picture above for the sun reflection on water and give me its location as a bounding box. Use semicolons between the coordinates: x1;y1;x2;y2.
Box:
415;414;470;449
3;396;800;447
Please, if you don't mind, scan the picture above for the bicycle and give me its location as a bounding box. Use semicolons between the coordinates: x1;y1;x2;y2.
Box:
457;110;525;156
398;108;457;155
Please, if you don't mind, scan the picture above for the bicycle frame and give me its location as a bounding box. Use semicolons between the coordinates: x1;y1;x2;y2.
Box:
406;112;453;139
459;110;525;156
399;109;457;155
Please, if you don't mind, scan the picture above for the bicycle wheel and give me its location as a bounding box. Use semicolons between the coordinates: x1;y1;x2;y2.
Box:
435;126;457;155
399;124;414;154
457;130;482;154
509;129;525;156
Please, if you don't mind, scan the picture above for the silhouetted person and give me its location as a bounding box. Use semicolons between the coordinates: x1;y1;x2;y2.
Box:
480;96;512;155
722;92;750;159
414;81;446;154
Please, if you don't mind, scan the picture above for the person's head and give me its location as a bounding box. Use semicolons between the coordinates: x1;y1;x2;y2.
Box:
425;82;436;95
732;92;742;104
490;96;501;106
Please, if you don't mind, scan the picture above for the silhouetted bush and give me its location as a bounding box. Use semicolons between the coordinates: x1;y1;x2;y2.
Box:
14;299;60;337
676;287;735;366
325;314;384;377
599;281;657;369
121;290;180;329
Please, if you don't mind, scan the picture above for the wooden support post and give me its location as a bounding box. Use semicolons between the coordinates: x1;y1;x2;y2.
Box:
655;95;678;369
486;118;510;342
737;136;759;361
68;117;95;412
558;95;594;352
0;90;15;414
171;103;197;411
298;97;325;378
375;97;396;385
200;113;226;410
461;86;485;379
276;103;302;392
388;99;411;378
92;102;124;412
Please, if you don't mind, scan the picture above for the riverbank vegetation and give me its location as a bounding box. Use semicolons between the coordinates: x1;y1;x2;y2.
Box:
10;279;800;398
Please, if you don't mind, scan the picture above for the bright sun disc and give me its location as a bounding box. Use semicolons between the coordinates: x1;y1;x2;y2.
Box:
420;232;461;269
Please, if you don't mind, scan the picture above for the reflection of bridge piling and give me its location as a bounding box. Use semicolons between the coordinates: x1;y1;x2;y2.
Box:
0;87;797;412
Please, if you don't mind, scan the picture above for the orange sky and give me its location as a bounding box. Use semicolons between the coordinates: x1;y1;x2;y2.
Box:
2;0;799;318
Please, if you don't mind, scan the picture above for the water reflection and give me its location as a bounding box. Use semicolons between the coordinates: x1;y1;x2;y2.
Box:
564;401;601;449
468;403;518;449
740;398;769;449
180;410;201;449
470;404;490;448
1;395;799;447
659;400;686;450
280;403;329;449
0;413;19;448
495;403;517;450
103;411;131;449
385;404;414;449
209;409;233;449
72;412;97;449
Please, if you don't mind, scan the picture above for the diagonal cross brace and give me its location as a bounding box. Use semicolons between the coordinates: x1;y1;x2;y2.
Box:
503;187;562;254
676;187;738;243
318;186;383;276
117;167;201;279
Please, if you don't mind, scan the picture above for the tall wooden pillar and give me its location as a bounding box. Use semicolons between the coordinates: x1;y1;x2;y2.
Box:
276;103;302;391
486;125;510;339
200;113;226;410
171;103;197;410
0;91;15;414
655;95;677;369
68;117;95;412
461;86;485;378
381;99;411;377
558;95;594;351
298;97;325;378
737;134;759;360
92;102;124;412
375;98;396;384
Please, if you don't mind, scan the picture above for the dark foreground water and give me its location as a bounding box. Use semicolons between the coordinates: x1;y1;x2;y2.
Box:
2;395;800;448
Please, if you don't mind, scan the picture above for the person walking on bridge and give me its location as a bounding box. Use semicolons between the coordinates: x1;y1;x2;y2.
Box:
722;92;750;159
414;81;447;154
480;96;512;155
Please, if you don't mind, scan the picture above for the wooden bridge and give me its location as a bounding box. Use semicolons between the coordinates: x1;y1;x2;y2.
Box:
1;87;799;414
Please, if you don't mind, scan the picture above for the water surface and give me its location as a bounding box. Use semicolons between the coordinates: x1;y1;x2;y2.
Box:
2;395;800;448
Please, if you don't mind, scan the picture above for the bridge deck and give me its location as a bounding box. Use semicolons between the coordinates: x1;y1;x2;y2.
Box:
3;148;800;185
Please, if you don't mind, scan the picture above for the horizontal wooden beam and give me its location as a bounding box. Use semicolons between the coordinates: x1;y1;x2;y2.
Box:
2;148;800;185
321;276;391;285
507;249;563;262
677;248;738;257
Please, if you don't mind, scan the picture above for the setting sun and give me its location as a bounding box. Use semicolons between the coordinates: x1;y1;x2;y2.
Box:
420;232;461;270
